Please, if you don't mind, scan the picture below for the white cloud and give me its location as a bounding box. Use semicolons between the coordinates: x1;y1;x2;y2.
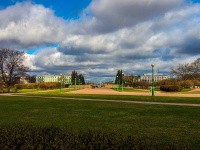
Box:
0;2;66;49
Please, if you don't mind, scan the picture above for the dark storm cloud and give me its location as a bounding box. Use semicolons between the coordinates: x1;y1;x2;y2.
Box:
176;38;200;55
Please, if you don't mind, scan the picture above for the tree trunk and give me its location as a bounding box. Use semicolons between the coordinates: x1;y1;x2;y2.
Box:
7;86;11;93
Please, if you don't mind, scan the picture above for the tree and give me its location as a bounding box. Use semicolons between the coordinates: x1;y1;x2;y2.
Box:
0;48;29;92
115;70;123;85
155;78;180;86
171;58;200;81
171;63;192;80
28;75;36;83
190;58;200;80
58;74;67;87
71;70;78;85
78;74;85;85
124;73;138;87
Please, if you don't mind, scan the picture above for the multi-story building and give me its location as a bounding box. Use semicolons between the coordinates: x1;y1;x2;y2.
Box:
36;75;71;84
140;74;168;83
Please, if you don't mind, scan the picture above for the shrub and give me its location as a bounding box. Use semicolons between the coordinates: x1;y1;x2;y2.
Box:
160;85;183;92
180;80;194;88
155;78;180;87
132;81;150;89
0;125;189;149
14;82;61;91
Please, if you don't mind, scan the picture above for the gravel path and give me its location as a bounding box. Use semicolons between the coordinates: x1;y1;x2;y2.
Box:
68;87;200;97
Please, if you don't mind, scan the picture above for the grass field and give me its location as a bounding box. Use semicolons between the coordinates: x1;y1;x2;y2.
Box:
15;89;200;104
0;94;200;149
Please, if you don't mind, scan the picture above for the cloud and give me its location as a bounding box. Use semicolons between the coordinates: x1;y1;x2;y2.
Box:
0;2;66;49
55;2;200;80
73;0;184;33
2;1;200;81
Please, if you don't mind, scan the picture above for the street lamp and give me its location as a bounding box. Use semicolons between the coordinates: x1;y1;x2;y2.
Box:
60;74;62;93
79;79;80;89
74;77;76;90
116;76;118;91
122;73;124;92
151;64;155;96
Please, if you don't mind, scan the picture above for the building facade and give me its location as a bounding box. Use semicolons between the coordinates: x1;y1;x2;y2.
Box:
36;75;71;84
140;74;168;83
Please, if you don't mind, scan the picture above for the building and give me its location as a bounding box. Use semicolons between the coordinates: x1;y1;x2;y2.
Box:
140;74;168;83
36;75;71;84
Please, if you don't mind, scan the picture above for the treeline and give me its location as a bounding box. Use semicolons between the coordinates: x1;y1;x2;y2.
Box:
0;125;189;150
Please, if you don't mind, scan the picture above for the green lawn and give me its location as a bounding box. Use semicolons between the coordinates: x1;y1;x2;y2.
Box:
15;89;200;104
0;95;200;149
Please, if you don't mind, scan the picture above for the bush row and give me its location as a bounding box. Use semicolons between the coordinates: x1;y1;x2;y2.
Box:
0;125;189;150
14;82;61;90
160;85;183;92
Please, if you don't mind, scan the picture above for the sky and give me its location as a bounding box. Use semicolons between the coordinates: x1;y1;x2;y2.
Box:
1;0;200;82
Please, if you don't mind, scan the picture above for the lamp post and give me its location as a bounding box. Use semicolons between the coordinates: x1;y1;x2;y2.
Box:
79;79;80;89
151;64;155;96
69;74;72;91
74;78;76;90
60;74;62;93
122;73;124;92
116;76;118;91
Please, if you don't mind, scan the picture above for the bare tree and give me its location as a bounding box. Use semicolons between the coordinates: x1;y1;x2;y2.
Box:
190;58;200;80
171;63;192;80
171;58;200;81
0;48;29;92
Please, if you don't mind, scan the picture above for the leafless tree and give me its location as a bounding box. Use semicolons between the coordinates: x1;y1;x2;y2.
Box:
0;48;29;92
190;58;200;80
171;63;192;80
171;58;200;81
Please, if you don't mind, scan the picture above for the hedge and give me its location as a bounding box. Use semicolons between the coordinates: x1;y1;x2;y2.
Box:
14;82;61;91
160;85;183;92
0;125;189;150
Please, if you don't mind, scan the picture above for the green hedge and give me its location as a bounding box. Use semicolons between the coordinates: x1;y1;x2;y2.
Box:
160;85;183;92
14;82;61;90
0;126;189;149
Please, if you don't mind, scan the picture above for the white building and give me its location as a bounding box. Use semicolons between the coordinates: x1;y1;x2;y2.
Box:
140;74;168;83
36;75;71;84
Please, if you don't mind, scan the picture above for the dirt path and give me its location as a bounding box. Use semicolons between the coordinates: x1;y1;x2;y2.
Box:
68;87;200;97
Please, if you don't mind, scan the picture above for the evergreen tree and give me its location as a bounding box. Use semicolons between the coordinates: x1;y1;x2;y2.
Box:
78;74;85;85
71;70;78;85
115;70;123;85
